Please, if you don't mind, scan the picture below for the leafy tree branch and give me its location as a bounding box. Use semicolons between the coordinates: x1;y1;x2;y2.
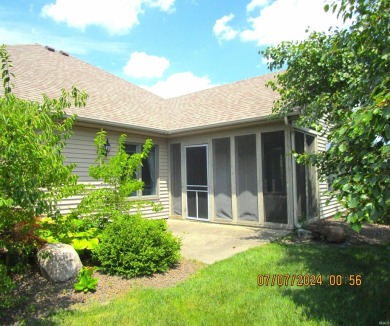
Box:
262;0;389;230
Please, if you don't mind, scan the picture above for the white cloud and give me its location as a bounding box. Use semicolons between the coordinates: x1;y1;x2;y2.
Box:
240;0;344;46
246;0;269;12
123;52;170;78
41;0;175;35
213;14;238;42
0;27;128;55
147;0;175;12
142;72;216;98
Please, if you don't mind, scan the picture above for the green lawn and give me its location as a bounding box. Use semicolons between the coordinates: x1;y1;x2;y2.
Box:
48;243;390;326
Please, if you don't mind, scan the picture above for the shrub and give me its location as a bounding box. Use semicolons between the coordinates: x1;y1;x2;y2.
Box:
92;214;181;277
74;132;162;223
0;45;87;264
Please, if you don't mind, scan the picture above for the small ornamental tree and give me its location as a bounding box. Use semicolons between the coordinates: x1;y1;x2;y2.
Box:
0;45;88;257
262;0;389;230
73;130;162;225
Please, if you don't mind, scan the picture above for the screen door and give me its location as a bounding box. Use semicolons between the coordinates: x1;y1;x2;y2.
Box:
185;145;208;219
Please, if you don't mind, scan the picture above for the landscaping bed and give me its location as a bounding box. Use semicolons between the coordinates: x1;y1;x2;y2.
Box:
282;217;390;245
1;259;205;325
2;218;389;325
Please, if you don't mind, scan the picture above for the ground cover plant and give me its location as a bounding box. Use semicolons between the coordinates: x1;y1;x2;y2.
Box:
48;242;390;326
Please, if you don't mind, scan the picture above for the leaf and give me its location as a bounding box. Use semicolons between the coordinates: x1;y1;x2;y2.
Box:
334;212;342;219
74;283;86;291
348;197;358;208
324;4;330;12
350;222;362;232
342;183;351;192
71;238;88;250
362;110;373;123
385;125;390;140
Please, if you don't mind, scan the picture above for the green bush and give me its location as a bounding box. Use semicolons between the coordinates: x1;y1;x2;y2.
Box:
92;214;181;277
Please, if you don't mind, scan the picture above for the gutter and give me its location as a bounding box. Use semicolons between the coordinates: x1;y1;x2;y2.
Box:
73;116;168;137
166;112;300;137
72;111;300;139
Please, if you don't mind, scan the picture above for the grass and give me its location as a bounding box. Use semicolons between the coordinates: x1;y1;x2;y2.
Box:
47;243;390;326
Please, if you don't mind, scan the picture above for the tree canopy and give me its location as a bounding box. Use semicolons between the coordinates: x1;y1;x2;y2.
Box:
262;0;389;230
0;45;88;254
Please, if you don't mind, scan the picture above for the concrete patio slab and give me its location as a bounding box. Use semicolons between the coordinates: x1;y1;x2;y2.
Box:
167;219;291;264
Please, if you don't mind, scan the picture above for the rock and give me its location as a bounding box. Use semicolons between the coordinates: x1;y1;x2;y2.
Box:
324;226;346;243
297;228;314;239
37;243;82;283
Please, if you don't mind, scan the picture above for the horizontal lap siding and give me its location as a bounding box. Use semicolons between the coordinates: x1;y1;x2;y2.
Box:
60;125;169;219
316;123;343;219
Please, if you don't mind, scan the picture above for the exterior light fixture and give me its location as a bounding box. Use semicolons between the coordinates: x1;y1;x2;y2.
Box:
103;138;110;156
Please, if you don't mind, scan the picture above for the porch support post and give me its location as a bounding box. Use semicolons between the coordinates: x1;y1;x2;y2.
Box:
230;136;238;224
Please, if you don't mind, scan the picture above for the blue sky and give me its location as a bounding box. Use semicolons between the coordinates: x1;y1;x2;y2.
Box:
0;0;343;98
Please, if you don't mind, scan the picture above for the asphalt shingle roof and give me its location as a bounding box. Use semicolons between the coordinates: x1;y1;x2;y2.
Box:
4;44;280;133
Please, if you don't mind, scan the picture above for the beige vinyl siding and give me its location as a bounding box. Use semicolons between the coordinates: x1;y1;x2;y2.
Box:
60;124;169;219
316;122;343;219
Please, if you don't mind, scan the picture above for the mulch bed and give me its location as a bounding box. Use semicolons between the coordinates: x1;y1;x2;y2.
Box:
280;217;390;246
0;259;205;325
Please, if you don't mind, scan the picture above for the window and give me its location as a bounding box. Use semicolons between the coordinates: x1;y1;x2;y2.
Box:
124;144;158;197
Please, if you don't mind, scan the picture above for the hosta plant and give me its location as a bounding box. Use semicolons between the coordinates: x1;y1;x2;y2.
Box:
74;267;98;293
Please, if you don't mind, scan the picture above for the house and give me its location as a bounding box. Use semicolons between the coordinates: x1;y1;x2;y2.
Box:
5;44;339;229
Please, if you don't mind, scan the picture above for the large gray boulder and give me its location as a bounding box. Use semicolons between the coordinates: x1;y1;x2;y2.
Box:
37;243;82;283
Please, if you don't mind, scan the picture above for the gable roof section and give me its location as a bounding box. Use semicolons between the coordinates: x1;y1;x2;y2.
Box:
4;44;280;133
6;44;167;131
164;73;280;132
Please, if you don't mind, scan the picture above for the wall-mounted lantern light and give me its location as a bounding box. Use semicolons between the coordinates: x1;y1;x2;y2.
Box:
103;138;111;157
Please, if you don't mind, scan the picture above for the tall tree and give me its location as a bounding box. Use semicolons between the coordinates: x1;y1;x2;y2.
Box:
0;45;88;255
262;0;389;230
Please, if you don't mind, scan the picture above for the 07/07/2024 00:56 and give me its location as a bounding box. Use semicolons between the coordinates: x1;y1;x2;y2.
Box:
257;274;362;287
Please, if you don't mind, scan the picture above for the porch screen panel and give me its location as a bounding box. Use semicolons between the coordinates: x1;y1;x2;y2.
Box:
306;135;318;218
295;132;307;223
198;192;209;219
186;147;207;186
170;144;182;216
213;138;232;220
235;135;258;221
187;191;197;218
262;131;287;224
